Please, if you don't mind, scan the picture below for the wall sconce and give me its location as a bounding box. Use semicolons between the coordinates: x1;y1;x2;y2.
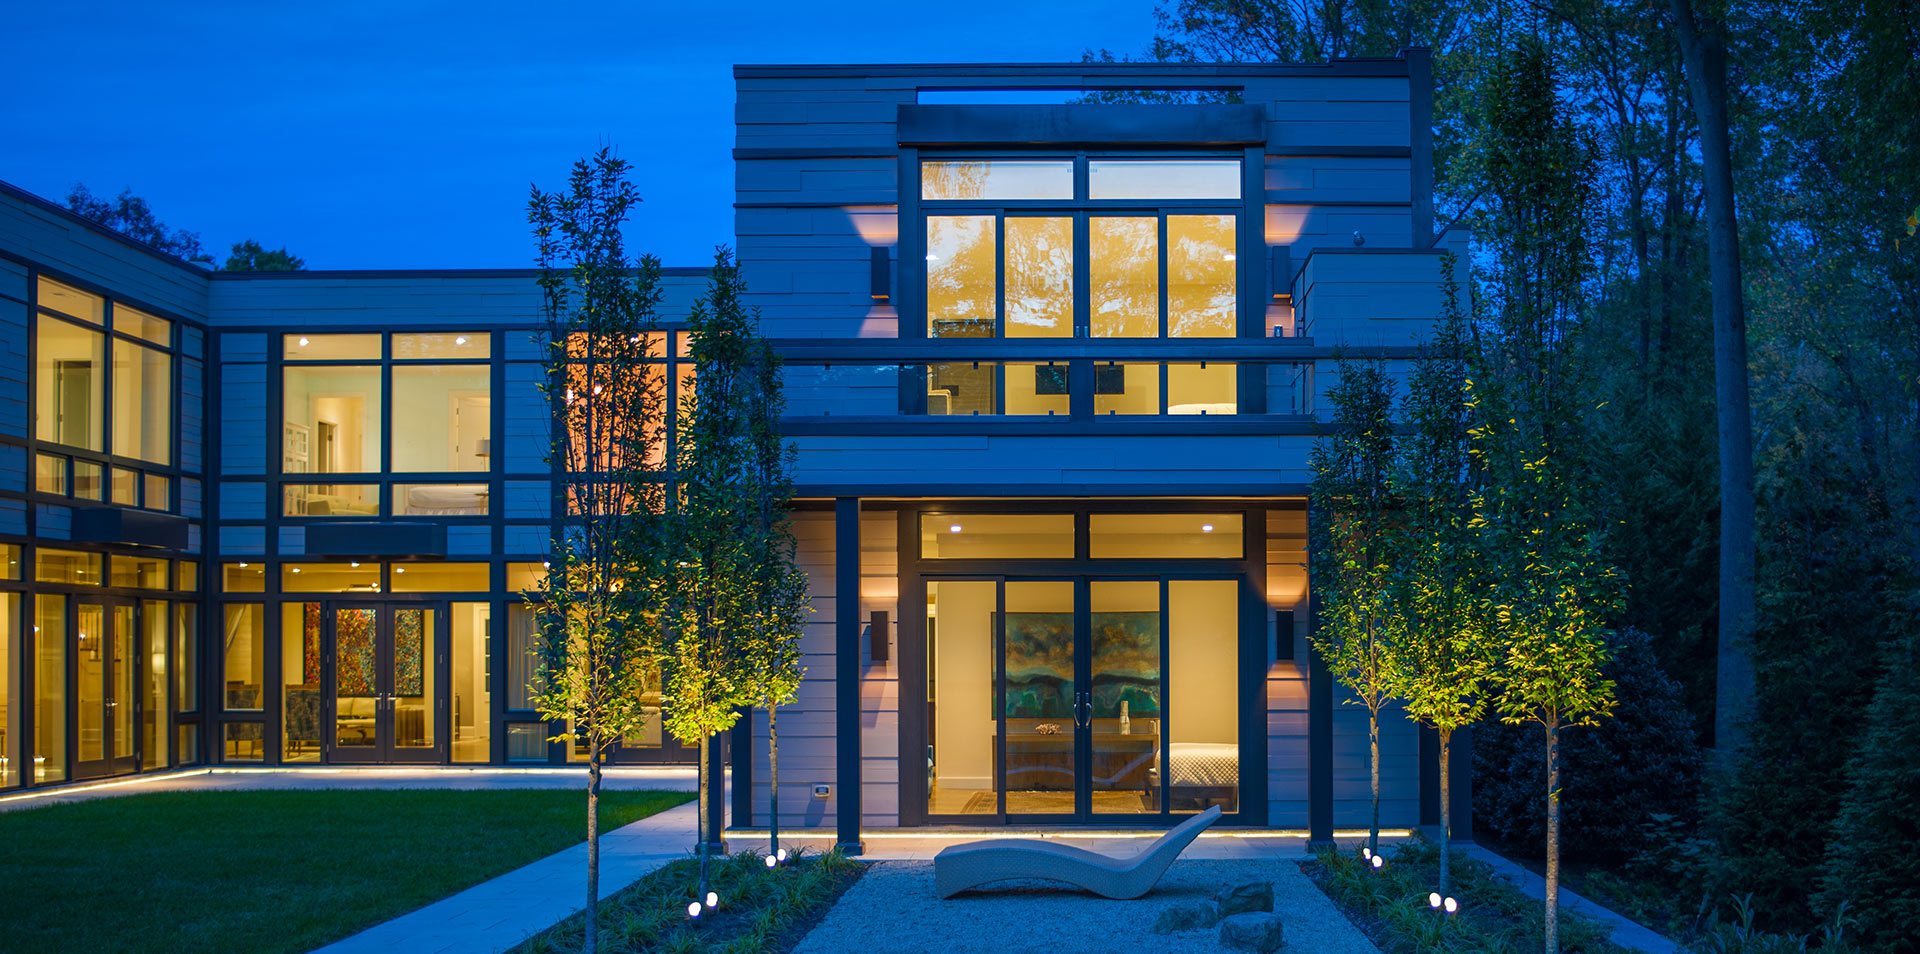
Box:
475;439;491;458
869;610;890;662
1269;245;1292;302
870;247;891;302
1276;609;1295;661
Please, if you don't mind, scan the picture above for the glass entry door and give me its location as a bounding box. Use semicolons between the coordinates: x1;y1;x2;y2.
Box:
328;603;442;764
926;575;1241;824
73;599;139;779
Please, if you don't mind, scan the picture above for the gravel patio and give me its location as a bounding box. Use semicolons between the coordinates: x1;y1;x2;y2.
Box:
791;858;1379;954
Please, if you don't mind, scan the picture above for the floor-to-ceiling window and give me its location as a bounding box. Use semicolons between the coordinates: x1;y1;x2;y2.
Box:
917;507;1250;824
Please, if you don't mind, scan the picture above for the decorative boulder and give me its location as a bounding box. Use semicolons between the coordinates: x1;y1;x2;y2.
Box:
1151;900;1221;934
1216;880;1275;917
1219;912;1285;953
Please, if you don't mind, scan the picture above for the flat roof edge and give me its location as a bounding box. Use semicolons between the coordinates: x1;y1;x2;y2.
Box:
0;178;215;276
733;59;1412;79
207;266;711;281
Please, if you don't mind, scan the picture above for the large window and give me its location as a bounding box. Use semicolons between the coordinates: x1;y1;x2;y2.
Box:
112;339;172;464
921;158;1241;340
35;316;104;451
280;332;495;518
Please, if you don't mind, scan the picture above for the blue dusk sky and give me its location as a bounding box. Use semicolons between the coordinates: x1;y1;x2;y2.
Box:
1;1;1161;270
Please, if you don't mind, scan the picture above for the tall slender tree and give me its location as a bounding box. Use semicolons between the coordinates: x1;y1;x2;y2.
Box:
525;149;669;954
1668;0;1757;756
662;247;768;903
1393;252;1487;893
715;251;809;865
1474;38;1619;953
1310;357;1403;857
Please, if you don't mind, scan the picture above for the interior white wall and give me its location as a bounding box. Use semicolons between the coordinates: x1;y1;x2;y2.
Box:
1170;579;1237;744
931;580;994;790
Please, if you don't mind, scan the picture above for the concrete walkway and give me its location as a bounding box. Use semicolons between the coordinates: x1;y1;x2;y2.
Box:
0;765;698;813
1466;845;1681;954
318;798;711;954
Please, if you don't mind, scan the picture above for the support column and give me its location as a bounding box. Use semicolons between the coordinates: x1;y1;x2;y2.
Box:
705;728;726;852
1307;589;1333;847
834;497;864;855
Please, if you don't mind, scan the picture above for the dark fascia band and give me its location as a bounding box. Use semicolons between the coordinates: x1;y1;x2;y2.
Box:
897;103;1267;147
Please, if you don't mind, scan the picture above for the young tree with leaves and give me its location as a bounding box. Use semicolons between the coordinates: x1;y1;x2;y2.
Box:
1393;253;1487;894
708;250;809;865
1309;357;1404;857
662;248;773;903
525;149;668;954
1472;39;1619;953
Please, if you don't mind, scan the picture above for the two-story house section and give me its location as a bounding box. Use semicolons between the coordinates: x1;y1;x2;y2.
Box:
734;51;1469;848
0;51;1465;849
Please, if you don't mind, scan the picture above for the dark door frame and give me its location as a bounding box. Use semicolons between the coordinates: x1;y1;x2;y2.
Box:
323;601;448;765
900;500;1271;828
71;595;141;781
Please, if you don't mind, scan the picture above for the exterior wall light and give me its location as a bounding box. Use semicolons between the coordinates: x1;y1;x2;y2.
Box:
870;247;891;301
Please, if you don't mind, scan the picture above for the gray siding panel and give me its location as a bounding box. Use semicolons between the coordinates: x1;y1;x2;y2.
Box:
219;362;268;475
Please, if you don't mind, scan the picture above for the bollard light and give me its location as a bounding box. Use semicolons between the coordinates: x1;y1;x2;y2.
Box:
1370;854;1384;870
705;891;720;910
765;855;778;868
1429;892;1442;909
776;848;789;863
1362;847;1373;860
1443;897;1458;914
687;901;702;918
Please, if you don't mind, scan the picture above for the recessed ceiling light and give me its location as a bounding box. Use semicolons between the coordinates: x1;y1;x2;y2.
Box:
455;335;468;345
1202;524;1215;533
949;524;962;533
394;567;405;573
290;567;301;573
297;337;309;346
237;562;248;568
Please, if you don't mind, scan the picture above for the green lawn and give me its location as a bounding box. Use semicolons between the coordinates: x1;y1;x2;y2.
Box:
0;788;694;954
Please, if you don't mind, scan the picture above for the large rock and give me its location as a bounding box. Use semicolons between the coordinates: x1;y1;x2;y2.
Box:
1151;900;1221;934
1219;912;1285;953
1216;880;1275;917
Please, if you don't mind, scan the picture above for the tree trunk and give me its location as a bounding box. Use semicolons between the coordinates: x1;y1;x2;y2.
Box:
1670;0;1757;756
697;733;711;895
585;741;601;954
1368;706;1381;856
768;702;781;863
1438;728;1452;894
1544;715;1561;954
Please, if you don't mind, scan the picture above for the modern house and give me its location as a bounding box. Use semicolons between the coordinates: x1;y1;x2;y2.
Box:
0;51;1467;848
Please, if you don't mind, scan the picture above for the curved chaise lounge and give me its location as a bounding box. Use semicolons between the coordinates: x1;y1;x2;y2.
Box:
934;805;1223;900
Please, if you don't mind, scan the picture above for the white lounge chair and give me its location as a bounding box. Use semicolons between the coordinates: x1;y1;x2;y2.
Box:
934;805;1224;900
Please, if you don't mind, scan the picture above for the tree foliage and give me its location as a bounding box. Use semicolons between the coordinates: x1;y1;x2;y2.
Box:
224;239;305;271
1309;356;1402;854
66;184;213;263
525;148;669;954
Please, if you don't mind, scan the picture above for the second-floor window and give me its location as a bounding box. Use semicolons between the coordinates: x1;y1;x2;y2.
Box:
922;158;1240;340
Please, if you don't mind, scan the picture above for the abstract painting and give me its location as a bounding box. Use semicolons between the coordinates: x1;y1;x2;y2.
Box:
1092;612;1161;718
393;608;424;697
336;608;377;697
1004;612;1073;718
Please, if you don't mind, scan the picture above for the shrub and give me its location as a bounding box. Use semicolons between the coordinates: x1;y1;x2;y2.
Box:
1813;632;1920;952
1474;628;1703;862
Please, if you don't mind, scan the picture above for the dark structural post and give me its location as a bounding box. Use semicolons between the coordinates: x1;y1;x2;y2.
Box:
706;724;726;851
1308;588;1334;847
835;497;864;855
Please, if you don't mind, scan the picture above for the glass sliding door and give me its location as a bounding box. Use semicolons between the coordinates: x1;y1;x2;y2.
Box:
926;579;998;816
1002;580;1078;817
1089;580;1162;814
329;603;443;764
924;572;1243;825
